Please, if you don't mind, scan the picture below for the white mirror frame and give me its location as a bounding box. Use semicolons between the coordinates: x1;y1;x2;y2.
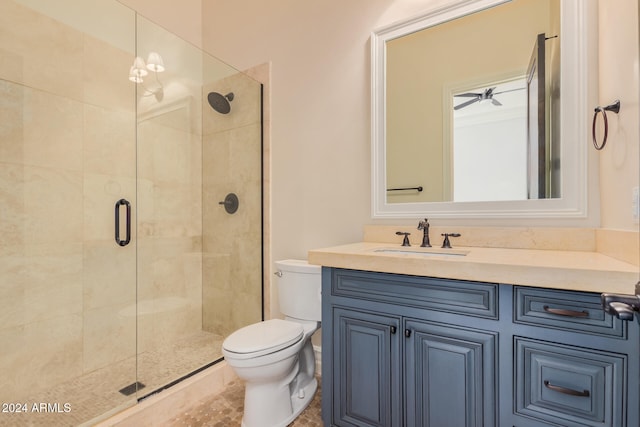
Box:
371;0;597;219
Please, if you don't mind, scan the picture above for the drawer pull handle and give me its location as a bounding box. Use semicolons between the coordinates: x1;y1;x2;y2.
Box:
544;380;590;397
543;305;589;318
390;326;397;334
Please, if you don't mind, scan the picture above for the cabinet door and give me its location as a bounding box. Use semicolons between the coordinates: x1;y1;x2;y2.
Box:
332;308;401;427
405;319;497;427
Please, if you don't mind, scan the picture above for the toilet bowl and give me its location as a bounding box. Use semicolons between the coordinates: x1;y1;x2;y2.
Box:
222;259;321;427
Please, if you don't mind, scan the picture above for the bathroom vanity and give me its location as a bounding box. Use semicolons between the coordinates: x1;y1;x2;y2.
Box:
310;240;639;427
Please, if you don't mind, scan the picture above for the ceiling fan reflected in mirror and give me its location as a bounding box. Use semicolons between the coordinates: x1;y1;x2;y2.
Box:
454;86;525;110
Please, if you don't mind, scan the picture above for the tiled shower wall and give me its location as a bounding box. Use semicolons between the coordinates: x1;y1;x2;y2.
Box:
136;99;204;356
0;0;264;409
0;0;137;402
202;72;263;338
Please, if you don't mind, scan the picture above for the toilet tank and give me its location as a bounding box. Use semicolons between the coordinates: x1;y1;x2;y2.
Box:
275;259;321;322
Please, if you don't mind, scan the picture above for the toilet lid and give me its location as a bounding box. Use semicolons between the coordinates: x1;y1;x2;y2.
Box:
223;319;303;356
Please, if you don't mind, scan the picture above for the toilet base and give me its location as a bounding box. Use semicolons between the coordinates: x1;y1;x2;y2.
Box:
241;377;318;427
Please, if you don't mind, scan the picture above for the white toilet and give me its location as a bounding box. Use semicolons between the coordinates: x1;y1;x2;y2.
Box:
222;259;321;427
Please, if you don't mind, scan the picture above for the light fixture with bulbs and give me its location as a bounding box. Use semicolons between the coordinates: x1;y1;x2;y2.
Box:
129;52;165;100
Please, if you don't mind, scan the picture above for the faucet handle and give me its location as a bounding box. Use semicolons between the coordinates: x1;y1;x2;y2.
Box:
441;233;461;248
395;231;411;247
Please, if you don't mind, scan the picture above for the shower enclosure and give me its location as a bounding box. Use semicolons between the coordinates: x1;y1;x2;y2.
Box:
0;1;263;425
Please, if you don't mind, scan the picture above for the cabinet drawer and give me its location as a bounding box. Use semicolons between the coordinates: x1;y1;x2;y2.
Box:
515;338;625;427
514;287;624;338
331;269;497;319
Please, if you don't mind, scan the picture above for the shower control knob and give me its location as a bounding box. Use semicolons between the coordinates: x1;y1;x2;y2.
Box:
219;193;239;214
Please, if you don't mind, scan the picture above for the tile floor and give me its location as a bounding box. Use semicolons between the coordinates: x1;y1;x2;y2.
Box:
166;377;323;427
0;332;224;427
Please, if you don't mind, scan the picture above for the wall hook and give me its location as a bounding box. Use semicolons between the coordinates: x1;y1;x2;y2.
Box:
592;100;620;150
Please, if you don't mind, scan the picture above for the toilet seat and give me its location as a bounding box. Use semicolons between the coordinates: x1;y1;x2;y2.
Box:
223;319;303;360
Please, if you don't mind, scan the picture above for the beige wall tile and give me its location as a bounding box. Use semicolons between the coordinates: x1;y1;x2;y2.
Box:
202;253;230;333
0;79;24;165
24;242;83;323
83;241;136;311
0;47;24;85
0;255;25;330
0;0;83;100
83;33;136;112
23;166;83;245
201;70;263;338
0;163;25;256
22;86;83;171
83;104;136;178
364;224;598;251
84;305;136;372
22;314;83;395
0;326;25;401
137;120;193;185
136;98;205;350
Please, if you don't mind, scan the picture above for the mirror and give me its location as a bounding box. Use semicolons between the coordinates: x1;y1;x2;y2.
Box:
371;0;597;219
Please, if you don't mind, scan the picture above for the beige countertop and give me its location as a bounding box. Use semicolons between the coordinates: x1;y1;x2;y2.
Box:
308;242;639;295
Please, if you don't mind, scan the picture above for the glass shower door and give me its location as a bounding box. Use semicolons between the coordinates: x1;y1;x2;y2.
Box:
0;1;138;425
134;15;264;396
0;0;264;424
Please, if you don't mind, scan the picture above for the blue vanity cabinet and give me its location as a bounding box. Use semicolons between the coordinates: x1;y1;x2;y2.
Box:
321;267;640;427
321;267;500;427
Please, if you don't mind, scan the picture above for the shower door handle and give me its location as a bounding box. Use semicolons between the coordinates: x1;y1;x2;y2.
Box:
115;199;131;247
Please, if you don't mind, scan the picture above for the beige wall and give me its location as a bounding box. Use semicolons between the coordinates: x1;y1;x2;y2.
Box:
598;0;639;231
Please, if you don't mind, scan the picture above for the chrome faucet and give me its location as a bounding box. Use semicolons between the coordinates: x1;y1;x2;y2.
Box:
417;218;431;247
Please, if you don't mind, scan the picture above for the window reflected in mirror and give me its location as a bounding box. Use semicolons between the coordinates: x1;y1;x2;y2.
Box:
452;77;527;202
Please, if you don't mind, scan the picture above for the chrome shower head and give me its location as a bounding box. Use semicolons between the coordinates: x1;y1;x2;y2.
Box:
207;92;234;114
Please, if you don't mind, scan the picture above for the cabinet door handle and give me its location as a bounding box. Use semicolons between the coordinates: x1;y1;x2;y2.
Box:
390;326;397;334
543;305;589;318
404;329;412;337
544;380;590;397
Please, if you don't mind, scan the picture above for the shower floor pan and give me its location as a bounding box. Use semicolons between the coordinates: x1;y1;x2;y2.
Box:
0;331;224;427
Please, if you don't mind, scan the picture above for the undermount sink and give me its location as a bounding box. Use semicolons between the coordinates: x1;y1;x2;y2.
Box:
374;248;468;257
